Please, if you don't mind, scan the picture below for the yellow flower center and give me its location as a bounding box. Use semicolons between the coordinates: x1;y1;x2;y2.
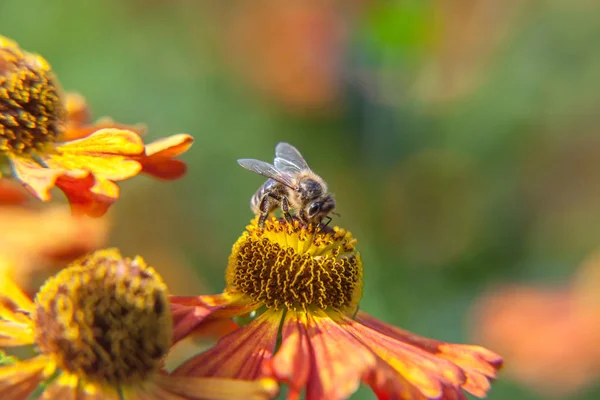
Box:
32;249;171;387
226;218;363;313
0;36;65;156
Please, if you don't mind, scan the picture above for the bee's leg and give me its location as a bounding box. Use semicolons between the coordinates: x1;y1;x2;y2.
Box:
280;196;294;225
316;216;332;232
298;209;307;224
258;194;271;228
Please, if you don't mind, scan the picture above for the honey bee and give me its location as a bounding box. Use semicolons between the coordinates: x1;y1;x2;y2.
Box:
238;142;336;228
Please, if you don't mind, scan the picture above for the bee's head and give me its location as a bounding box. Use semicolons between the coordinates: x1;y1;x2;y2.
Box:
298;178;323;200
305;196;336;221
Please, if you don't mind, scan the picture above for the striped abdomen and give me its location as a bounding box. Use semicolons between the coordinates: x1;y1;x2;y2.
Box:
250;179;283;214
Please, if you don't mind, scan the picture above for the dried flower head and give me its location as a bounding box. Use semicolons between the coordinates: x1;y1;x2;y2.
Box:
0;249;278;400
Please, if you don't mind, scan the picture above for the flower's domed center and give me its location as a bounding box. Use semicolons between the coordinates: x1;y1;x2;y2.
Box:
0;36;65;156
226;218;363;313
32;249;171;387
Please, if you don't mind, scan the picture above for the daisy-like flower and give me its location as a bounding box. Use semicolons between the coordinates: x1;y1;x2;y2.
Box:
0;248;278;400
171;218;503;400
0;35;193;216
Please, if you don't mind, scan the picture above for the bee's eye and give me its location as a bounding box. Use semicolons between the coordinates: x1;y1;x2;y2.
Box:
307;203;321;217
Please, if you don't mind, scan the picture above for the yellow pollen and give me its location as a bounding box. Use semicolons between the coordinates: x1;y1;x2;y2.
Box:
0;36;65;156
32;249;171;387
226;218;363;313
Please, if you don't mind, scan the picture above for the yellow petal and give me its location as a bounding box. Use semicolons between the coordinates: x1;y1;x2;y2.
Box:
56;128;144;156
0;320;34;347
0;275;34;315
45;153;142;181
8;156;68;201
90;177;119;198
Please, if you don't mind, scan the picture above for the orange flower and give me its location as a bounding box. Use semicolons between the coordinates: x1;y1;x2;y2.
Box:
0;249;278;400
171;218;502;400
0;35;193;216
472;252;600;397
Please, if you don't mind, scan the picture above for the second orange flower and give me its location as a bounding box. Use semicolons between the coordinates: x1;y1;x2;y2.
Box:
0;35;193;216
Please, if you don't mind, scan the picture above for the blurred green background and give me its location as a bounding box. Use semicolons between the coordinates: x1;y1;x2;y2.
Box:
3;0;600;398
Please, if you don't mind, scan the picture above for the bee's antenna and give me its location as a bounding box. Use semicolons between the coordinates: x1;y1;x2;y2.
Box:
331;211;341;217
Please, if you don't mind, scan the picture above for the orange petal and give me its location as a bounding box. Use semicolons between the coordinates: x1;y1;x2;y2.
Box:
170;293;258;344
362;357;428;400
144;134;194;159
55;174;115;217
188;318;240;342
139;134;194;180
0;355;53;400
269;310;377;400
154;374;279;400
173;310;280;379
345;319;463;398
265;310;311;399
436;344;502;397
143;159;187;180
8;156;72;201
354;312;501;399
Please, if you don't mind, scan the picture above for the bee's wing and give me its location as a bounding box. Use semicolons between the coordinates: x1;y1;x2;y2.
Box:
274;142;310;174
237;158;298;189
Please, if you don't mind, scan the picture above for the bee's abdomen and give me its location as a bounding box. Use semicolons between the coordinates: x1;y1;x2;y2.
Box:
250;179;278;214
